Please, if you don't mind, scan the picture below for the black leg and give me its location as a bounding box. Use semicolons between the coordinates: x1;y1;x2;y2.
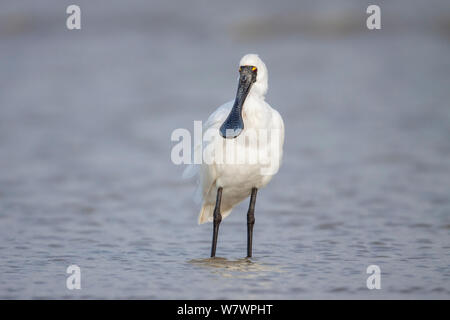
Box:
211;187;223;258
247;188;258;257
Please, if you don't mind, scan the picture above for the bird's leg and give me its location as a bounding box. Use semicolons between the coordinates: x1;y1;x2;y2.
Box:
211;187;223;258
247;187;258;258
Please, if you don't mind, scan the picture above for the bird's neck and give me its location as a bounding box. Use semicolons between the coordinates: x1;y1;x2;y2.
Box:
242;93;266;127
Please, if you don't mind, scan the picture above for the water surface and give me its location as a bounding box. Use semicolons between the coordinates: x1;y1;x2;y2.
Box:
0;0;449;299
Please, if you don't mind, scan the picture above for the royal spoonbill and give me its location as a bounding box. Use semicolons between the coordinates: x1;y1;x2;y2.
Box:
183;54;284;257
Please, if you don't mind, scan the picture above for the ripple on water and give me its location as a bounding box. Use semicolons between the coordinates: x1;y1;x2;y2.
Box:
1;1;450;300
188;257;284;279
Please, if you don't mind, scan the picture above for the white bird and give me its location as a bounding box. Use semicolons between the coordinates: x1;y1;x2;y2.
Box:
183;54;284;257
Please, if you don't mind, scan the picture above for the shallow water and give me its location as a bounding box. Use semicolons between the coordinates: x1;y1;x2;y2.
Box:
0;0;449;299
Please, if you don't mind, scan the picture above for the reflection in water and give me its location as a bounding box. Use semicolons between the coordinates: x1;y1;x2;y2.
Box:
188;258;283;278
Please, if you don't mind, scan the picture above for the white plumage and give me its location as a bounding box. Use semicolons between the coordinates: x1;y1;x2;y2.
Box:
183;54;284;224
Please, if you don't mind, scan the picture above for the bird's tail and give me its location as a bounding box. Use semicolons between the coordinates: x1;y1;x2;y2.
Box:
198;203;232;224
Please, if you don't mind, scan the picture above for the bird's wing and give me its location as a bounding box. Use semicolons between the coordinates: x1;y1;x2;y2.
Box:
182;101;233;203
266;106;285;174
271;107;285;155
205;101;234;128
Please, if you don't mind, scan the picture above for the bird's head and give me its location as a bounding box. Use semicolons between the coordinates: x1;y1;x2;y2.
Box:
238;54;268;98
219;54;269;139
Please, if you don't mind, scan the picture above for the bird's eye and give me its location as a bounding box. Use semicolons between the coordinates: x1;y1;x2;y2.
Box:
239;67;242;72
252;67;257;72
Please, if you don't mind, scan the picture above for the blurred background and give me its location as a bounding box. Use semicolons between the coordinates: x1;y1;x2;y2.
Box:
0;0;449;299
